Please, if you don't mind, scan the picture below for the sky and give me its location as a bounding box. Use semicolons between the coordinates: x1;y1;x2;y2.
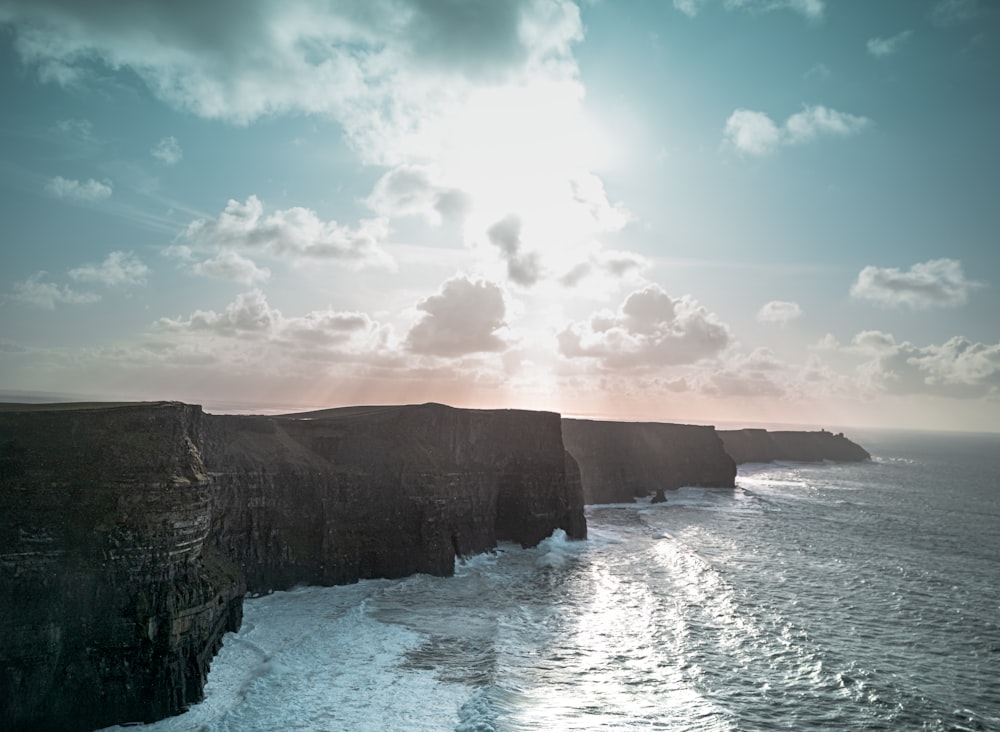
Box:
1;0;998;432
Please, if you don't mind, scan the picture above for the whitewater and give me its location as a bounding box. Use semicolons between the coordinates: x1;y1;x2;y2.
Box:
104;429;1000;731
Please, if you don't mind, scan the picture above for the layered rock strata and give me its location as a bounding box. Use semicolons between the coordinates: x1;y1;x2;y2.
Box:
719;428;871;464
562;418;737;504
0;401;586;731
0;402;243;732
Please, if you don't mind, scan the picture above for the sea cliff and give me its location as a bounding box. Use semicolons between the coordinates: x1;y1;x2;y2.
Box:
719;428;871;464
562;418;737;504
0;401;585;731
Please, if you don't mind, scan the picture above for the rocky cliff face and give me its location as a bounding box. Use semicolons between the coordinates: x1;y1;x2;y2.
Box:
201;403;586;593
719;428;871;464
0;402;244;732
562;418;737;504
0;401;585;731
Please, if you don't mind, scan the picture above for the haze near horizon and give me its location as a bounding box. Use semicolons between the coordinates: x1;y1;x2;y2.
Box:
1;0;998;433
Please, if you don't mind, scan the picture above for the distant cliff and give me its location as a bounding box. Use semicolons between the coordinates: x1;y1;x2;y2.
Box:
562;418;737;504
0;402;585;732
719;428;871;464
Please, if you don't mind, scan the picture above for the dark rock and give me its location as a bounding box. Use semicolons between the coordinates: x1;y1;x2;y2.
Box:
0;401;586;730
0;402;244;732
562;418;736;504
719;428;871;464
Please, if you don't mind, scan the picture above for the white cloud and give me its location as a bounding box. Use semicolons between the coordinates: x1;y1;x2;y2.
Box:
803;63;831;81
783;106;870;144
366;165;471;225
850;258;981;309
723;110;781;155
0;1;582;142
44;175;112;201
68;251;149;287
811;333;840;351
558;284;732;369
182;195;393;269
851;329;898;353
156;289;387;358
725;105;870;155
673;0;709;17
191;250;270;285
856;332;1000;399
151;135;182;165
931;0;982;26
867;30;913;58
8;272;100;309
405;276;509;357
159;290;277;337
756;300;803;325
678;0;824;19
53;117;94;142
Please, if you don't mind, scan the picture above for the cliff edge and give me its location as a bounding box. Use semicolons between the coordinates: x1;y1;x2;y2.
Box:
562;418;737;504
0;401;585;731
719;428;871;464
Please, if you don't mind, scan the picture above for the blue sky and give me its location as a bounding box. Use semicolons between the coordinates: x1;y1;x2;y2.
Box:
1;0;998;431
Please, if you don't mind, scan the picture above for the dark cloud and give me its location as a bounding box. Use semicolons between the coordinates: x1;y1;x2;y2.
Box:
487;215;541;287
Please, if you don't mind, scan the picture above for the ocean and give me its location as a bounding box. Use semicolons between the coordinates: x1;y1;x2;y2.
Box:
104;429;1000;731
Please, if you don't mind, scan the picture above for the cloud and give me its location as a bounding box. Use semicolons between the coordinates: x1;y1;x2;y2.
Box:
558;284;732;369
151;135;182;165
851;329;899;353
931;0;982;26
723;110;781;155
44;175;112;201
157;289;386;355
182;195;393;269
803;63;831;81
703;348;787;397
0;1;582;138
53;117;94;142
7;272;100;309
191;250;271;285
675;0;824;19
405;276;509;357
487;215;541;287
850;258;982;309
867;30;913;58
159;289;277;337
673;0;709;18
856;332;1000;399
366;165;471;225
724;105;870;156
756;300;803;325
68;250;149;287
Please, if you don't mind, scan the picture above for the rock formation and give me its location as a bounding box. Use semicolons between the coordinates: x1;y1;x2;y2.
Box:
0;401;586;731
562;418;737;504
719;428;871;464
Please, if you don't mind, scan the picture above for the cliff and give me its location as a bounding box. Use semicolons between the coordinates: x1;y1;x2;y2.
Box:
719;428;871;464
202;403;586;593
0;401;585;731
0;402;243;732
562;418;737;504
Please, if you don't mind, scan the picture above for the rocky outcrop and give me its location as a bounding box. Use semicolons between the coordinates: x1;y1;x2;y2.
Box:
562;418;737;504
0;401;585;731
719;428;871;464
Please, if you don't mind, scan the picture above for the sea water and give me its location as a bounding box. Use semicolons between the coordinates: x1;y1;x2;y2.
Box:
104;429;1000;731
